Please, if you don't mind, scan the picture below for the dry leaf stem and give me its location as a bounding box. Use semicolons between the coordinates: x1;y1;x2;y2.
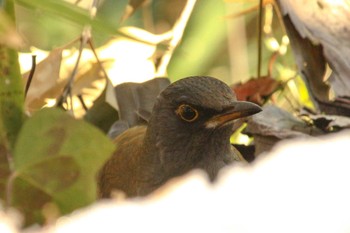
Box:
24;55;36;99
156;0;197;76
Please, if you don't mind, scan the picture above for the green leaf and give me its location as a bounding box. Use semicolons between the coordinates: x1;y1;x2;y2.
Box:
15;0;152;49
18;156;80;193
12;177;52;225
97;0;128;24
168;0;228;81
15;0;132;40
0;1;25;149
0;141;11;201
12;108;114;223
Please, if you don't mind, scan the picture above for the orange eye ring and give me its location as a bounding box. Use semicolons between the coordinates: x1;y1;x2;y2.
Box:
176;104;199;122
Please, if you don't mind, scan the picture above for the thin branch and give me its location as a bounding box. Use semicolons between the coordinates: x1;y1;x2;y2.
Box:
267;51;279;77
87;38;109;80
77;94;88;112
272;1;289;36
24;55;36;99
56;0;98;111
257;0;264;78
56;34;88;110
155;0;197;76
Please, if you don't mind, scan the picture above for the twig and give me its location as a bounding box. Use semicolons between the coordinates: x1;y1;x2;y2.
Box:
272;1;289;36
78;94;88;112
56;34;87;110
87;38;109;80
257;0;264;78
155;0;197;76
24;55;36;99
56;0;98;111
267;51;279;77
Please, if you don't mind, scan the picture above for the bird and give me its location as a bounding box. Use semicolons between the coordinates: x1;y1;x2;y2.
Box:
98;76;262;198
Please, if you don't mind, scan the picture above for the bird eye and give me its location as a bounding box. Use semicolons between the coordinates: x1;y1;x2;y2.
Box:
176;104;199;122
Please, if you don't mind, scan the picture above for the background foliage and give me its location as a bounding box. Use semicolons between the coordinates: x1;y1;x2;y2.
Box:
1;0;340;227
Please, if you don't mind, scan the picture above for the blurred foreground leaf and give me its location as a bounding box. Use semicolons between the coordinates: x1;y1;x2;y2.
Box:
11;108;114;224
0;122;10;201
0;9;23;48
16;0;120;34
15;0;131;48
0;1;24;150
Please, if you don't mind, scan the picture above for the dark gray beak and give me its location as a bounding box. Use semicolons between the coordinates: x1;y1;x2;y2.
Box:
205;101;262;128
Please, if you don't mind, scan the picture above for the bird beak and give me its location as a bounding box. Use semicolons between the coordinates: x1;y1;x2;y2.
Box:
205;101;262;128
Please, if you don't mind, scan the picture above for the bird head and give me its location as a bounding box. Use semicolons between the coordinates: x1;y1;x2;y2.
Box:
144;76;262;177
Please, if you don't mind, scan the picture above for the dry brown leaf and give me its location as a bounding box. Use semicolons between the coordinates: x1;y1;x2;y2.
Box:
72;62;105;97
23;48;63;111
277;0;350;97
232;76;281;105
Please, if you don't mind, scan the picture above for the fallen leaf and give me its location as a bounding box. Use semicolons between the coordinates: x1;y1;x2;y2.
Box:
276;1;350;116
244;105;324;154
232;76;281;105
300;110;350;132
277;0;350;97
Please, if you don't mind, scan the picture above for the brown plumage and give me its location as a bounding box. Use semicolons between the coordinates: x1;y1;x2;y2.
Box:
98;76;262;198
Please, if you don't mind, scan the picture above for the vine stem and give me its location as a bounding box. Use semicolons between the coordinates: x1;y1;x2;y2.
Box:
56;34;88;111
257;0;264;79
56;0;99;111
